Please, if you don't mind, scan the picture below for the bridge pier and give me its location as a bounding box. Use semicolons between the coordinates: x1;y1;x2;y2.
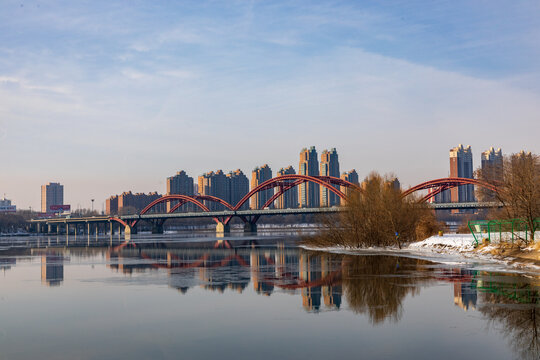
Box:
216;222;230;236
244;222;257;234
151;222;164;234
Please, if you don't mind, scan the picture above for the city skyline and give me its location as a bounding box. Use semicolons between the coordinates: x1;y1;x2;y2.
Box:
1;1;539;210
4;143;535;211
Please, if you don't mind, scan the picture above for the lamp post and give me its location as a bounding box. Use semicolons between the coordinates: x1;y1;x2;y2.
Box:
91;199;95;214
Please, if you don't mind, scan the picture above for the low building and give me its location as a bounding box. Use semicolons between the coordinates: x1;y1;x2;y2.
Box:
0;197;16;213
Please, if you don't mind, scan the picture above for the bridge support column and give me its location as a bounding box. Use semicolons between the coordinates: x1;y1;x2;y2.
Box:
216;222;230;236
151;222;163;234
129;225;137;235
244;222;257;234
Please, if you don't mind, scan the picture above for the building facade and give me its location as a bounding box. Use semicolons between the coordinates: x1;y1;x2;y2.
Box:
106;191;162;215
449;144;475;203
0;197;16;213
320;148;340;207
227;169;249;209
276;166;299;209
299;146;319;208
340;170;359;205
481;147;503;181
197;170;230;211
251;165;273;209
41;182;64;213
166;170;194;212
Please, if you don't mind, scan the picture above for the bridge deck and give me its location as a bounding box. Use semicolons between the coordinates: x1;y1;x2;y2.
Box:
29;202;502;225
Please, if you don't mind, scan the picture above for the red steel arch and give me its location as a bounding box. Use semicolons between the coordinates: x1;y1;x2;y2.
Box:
132;195;213;227
225;175;359;227
109;217;130;228
168;195;234;213
402;177;498;203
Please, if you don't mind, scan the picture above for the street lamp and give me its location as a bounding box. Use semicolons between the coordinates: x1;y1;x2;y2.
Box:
91;199;95;213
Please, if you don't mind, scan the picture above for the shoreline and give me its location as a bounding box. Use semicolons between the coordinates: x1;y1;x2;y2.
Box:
300;234;540;275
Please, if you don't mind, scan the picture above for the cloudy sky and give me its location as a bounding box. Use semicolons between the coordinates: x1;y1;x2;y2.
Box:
1;0;539;211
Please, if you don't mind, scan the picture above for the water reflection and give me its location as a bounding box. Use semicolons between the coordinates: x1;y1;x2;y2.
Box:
342;255;433;324
1;237;540;359
478;276;540;360
40;252;65;286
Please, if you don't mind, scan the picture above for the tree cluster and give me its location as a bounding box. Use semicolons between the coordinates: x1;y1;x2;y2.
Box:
306;172;439;248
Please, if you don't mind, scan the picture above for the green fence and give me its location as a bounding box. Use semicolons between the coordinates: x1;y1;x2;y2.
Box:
468;218;539;247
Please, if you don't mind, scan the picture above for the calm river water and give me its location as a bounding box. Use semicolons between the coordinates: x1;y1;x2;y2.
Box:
0;233;539;360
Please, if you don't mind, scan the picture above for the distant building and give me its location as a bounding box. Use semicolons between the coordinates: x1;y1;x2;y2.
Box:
481;147;503;181
0;197;16;213
197;170;229;211
106;191;162;215
227;169;249;209
276;166;299;209
386;177;400;191
320;148;340;207
299;146;319;208
340;170;359;205
166;170;194;212
251;165;273;209
449;144;475;203
41;182;63;213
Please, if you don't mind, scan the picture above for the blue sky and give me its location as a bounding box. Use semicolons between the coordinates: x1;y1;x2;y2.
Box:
1;0;539;210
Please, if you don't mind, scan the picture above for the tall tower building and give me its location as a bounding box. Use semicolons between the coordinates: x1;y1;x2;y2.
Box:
480;147;503;201
320;148;340;207
227;169;249;209
276;166;299;209
197;170;229;211
340;170;359;205
251;165;273;209
166;170;194;212
481;147;503;181
41;182;64;213
449;144;475;203
299;146;319;208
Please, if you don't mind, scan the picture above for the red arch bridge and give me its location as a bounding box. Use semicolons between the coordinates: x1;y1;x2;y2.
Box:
30;176;501;235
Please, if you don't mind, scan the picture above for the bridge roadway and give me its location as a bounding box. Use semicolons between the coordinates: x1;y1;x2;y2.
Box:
29;202;502;236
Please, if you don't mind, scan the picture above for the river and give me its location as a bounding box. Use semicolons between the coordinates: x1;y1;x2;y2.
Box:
0;233;539;360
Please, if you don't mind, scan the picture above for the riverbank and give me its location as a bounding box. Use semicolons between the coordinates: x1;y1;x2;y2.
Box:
301;234;540;273
408;234;540;269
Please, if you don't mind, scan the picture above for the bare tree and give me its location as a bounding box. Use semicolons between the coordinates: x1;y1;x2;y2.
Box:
305;172;438;248
477;151;540;242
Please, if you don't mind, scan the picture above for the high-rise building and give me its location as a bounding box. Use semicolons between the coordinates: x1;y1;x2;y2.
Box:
166;170;194;212
481;147;503;181
197;170;229;211
251;165;273;209
276;166;299;209
320;148;340;207
299;146;319;208
41;182;64;213
340;170;359;205
227;169;249;209
449;144;475;203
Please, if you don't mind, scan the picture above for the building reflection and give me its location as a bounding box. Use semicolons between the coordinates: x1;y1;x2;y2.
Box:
41;253;64;286
103;238;539;344
0;257;16;273
452;269;477;311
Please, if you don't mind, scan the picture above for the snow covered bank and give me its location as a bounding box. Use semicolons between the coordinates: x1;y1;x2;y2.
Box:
407;234;540;271
301;234;540;274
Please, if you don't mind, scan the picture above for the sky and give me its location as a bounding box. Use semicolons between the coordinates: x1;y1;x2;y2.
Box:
1;0;539;211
